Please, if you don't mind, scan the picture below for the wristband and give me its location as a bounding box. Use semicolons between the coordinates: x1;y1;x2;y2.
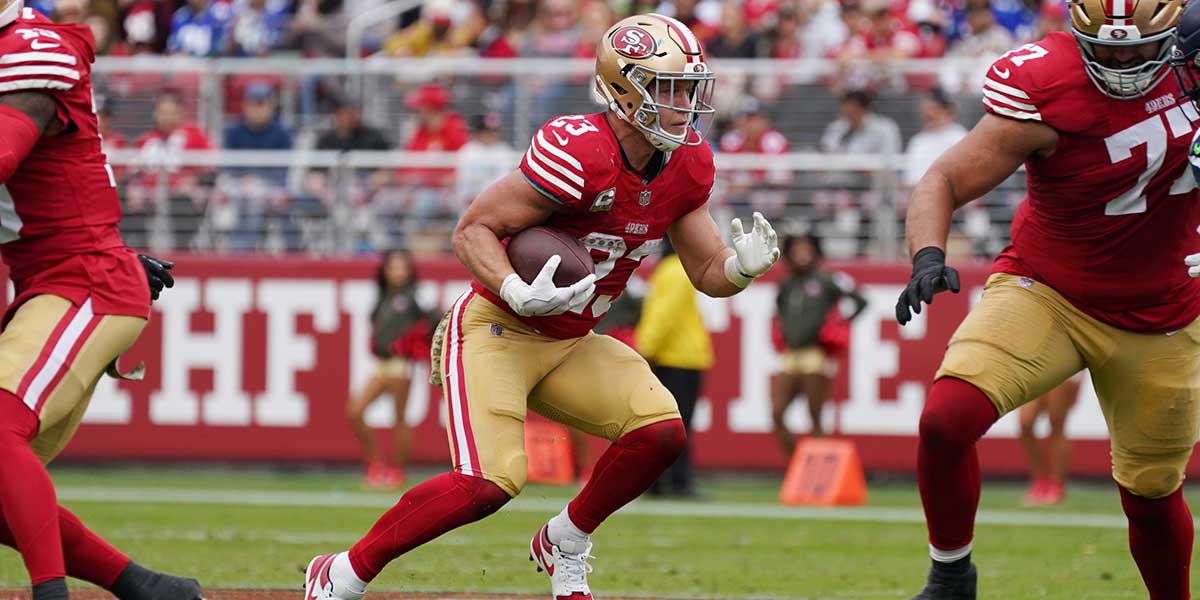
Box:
724;255;753;288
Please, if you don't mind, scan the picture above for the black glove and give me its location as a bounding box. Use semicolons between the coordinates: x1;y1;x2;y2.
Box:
139;254;175;302
895;247;960;326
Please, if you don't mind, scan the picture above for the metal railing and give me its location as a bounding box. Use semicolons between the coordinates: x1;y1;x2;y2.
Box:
104;149;1026;257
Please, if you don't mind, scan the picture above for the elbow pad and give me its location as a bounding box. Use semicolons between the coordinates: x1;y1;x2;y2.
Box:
0;104;41;183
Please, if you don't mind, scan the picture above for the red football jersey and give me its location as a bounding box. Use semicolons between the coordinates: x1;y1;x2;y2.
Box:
0;9;149;319
982;32;1200;333
474;112;715;339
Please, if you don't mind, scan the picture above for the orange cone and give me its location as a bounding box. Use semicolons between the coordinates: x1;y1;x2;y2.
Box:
525;419;576;486
779;437;868;506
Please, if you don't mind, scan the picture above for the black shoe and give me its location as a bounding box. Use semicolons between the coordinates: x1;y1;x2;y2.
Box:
912;558;977;600
112;562;205;600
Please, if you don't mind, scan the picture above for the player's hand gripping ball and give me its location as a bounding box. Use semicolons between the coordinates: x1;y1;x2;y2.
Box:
500;226;597;317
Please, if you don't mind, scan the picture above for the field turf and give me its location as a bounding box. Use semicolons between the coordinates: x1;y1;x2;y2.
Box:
0;466;1189;599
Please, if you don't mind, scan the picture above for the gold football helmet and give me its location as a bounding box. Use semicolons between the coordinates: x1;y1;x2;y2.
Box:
1070;0;1183;98
0;0;22;28
594;14;715;151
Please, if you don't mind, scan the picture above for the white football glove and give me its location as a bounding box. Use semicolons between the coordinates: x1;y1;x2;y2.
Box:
499;255;597;317
725;211;781;288
1188;226;1200;278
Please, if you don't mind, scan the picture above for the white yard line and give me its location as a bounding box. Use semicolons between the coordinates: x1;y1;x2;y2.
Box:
55;486;1136;530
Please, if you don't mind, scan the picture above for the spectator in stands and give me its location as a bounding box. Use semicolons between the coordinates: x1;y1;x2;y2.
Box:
720;98;791;216
938;0;1017;94
290;0;348;57
133;90;214;195
453;112;514;212
636;239;713;499
771;234;867;451
347;249;433;489
990;0;1040;42
224;81;292;156
96;94;126;154
167;0;233;57
54;0;115;53
224;0;289;56
706;0;767;58
1035;0;1069;38
903;88;966;187
382;0;476;57
523;0;579;57
130;90;214;247
220;82;293;250
573;0;615;59
840;0;922;61
819;90;901;155
316;96;392;152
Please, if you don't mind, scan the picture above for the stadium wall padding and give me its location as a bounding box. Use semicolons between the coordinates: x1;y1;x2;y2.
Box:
13;255;1188;477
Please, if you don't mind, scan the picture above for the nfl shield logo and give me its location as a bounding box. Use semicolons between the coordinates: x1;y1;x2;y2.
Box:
639;190;652;207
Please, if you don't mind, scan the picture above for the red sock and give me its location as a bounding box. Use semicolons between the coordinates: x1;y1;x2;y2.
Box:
568;419;686;533
348;472;510;582
1120;486;1193;600
0;390;64;584
917;378;998;553
0;506;130;589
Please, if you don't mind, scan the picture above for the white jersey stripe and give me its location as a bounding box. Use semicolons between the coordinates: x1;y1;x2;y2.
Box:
0;65;80;80
23;298;95;411
0;52;78;66
445;292;475;477
535;131;584;170
0;79;73;93
531;137;585;187
524;150;584;200
983;98;1043;121
983;77;1032;100
982;88;1039;112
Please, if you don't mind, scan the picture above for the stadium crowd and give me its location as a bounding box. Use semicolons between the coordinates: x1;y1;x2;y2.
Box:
84;0;1065;255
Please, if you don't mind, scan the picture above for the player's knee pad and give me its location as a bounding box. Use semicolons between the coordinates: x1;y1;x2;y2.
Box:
1116;458;1188;499
919;378;998;451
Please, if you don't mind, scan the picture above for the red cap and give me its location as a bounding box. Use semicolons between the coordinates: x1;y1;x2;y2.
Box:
405;84;450;111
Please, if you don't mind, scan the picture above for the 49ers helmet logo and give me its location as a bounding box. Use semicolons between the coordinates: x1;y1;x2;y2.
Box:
612;26;655;59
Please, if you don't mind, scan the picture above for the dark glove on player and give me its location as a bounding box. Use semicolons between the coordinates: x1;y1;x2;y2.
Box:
139;254;175;301
895;246;960;326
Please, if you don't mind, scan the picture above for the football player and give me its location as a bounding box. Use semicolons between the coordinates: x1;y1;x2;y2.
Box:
0;3;201;600
897;0;1199;598
304;14;780;600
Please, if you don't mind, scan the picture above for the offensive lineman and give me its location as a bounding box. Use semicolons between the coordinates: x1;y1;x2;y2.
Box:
304;14;780;600
0;2;202;600
896;0;1200;598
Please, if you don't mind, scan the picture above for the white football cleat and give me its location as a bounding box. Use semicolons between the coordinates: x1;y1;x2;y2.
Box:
529;523;594;600
304;554;363;600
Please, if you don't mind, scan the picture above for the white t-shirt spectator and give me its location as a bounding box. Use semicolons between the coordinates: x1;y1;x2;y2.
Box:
903;122;968;186
820;113;902;156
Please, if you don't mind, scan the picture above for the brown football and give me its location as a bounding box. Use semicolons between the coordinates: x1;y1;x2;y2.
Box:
506;226;595;287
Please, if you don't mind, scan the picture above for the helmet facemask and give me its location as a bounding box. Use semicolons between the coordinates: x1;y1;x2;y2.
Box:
620;64;715;151
1075;28;1176;99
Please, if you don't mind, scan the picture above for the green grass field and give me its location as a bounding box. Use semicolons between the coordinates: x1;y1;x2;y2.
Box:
0;466;1188;599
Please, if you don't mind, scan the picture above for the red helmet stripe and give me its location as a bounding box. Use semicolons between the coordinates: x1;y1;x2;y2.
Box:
647;13;701;58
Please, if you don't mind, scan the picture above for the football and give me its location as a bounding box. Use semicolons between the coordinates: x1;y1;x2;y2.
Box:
506;226;595;287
